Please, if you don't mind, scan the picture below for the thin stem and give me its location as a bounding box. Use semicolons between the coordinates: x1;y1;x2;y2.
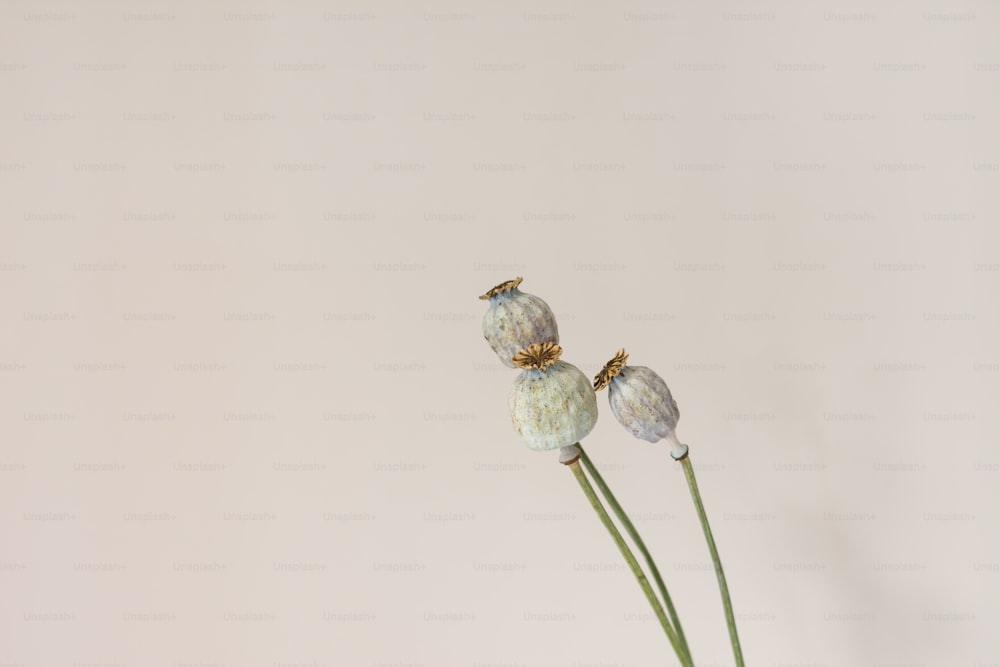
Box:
578;445;693;665
567;459;690;666
680;455;745;667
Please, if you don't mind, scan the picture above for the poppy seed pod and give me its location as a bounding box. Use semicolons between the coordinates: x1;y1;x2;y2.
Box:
480;277;559;368
595;349;680;444
509;342;598;451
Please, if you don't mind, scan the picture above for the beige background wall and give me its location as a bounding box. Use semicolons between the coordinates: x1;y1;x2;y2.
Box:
2;2;998;665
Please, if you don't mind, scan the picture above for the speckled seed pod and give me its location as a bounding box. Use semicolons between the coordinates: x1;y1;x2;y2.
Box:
509;342;598;451
480;277;559;368
595;349;680;444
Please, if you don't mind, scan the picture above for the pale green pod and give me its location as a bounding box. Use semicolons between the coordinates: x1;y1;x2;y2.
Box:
508;342;598;451
480;277;559;368
595;349;680;444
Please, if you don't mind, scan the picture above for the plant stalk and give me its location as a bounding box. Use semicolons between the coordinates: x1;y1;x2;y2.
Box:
680;454;744;667
578;445;692;664
567;458;690;666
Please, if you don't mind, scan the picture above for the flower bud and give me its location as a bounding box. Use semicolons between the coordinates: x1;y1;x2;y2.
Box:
480;277;559;368
509;342;598;451
595;349;680;444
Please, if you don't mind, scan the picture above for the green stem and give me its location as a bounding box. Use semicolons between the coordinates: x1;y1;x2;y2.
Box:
578;445;693;665
680;455;745;667
567;458;689;666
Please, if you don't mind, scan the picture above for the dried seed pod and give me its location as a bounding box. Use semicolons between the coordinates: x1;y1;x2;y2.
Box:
509;343;598;451
480;277;559;369
595;349;680;444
